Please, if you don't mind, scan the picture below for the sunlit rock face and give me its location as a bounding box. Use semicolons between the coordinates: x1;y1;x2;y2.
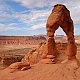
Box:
46;4;77;62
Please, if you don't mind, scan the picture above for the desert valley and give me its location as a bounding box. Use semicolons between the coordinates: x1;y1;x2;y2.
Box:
0;1;80;80
0;35;80;80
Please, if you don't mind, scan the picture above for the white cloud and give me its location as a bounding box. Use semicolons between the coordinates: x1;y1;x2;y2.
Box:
0;0;12;12
12;9;51;27
0;13;12;20
13;0;49;8
0;23;30;32
0;23;21;32
12;0;80;25
0;0;15;22
63;0;80;24
0;0;80;35
12;9;51;30
30;23;46;30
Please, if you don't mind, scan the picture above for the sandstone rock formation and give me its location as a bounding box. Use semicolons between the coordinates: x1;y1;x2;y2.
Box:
0;59;80;80
21;42;67;64
4;62;31;73
46;4;77;63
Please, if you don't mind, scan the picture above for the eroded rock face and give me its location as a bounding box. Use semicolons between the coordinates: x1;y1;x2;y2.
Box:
21;43;67;64
7;62;31;73
46;37;58;57
46;4;77;61
21;4;77;64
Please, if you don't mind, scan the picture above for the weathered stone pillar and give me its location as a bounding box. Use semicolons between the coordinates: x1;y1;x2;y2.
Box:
67;43;77;59
47;37;57;57
67;32;77;60
41;4;78;64
40;36;58;64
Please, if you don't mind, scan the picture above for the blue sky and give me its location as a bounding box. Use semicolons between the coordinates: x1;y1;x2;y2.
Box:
0;0;80;36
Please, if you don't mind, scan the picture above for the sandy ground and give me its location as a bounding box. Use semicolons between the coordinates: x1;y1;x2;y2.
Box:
0;59;80;80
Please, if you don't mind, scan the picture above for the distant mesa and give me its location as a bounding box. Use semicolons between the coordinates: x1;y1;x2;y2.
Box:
0;35;46;45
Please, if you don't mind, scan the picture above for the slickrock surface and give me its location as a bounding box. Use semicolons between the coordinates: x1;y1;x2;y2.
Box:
0;59;80;80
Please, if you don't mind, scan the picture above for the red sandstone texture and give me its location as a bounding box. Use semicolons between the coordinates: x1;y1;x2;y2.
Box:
21;43;67;64
46;4;77;62
0;59;80;80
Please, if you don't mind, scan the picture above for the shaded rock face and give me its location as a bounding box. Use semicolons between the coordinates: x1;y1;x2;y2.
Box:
46;4;77;60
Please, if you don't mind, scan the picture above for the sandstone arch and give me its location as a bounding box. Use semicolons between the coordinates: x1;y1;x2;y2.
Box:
46;4;77;61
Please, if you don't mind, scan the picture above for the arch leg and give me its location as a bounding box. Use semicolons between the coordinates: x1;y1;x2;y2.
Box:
47;37;58;57
46;24;59;57
61;21;77;60
67;32;77;60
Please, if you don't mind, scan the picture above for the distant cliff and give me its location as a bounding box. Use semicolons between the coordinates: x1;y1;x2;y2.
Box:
0;35;79;45
0;36;46;45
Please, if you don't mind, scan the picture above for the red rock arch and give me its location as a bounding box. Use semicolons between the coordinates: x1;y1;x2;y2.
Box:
46;4;77;60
